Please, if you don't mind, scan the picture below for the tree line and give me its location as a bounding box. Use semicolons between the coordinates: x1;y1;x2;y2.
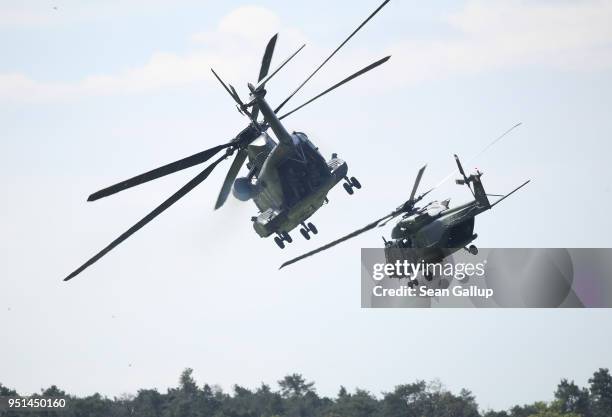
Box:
1;367;610;417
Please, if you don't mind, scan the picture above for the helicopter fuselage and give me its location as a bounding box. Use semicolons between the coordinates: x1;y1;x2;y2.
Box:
235;130;348;238
385;199;488;264
231;86;355;243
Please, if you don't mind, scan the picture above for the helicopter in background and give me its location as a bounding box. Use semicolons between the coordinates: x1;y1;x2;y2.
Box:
64;0;392;281
280;126;530;273
379;156;530;276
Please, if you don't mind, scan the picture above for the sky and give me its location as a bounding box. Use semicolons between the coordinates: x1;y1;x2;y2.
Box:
1;0;612;412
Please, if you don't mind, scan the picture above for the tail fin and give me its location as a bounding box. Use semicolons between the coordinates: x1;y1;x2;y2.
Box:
471;174;491;209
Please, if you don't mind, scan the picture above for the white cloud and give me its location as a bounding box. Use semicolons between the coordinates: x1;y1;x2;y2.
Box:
193;6;281;42
388;0;612;85
0;5;306;102
0;52;220;101
2;1;612;102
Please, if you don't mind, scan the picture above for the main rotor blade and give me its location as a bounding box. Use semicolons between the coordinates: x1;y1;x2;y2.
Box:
212;68;257;123
214;148;248;210
377;211;402;228
490;180;530;208
229;85;243;105
279;212;394;269
279;56;390;120
409;165;427;202
434;122;522;190
211;68;241;106
378;187;434;228
476;122;522;160
65;155;228;281
274;0;391;114
255;43;306;90
253;34;278;121
88;142;232;202
259;34;278;82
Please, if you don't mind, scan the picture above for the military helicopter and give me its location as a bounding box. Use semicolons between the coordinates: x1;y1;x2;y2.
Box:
64;0;392;281
280;125;530;271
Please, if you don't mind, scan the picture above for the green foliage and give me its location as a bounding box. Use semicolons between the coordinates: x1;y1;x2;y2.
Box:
378;380;480;417
1;368;610;417
0;383;17;396
589;368;612;417
483;411;510;417
554;379;590;416
523;401;581;417
278;374;316;398
327;388;378;417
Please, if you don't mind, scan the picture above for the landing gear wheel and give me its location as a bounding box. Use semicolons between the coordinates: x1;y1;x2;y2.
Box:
281;231;292;244
307;222;318;235
350;176;361;189
300;228;311;240
425;272;434;282
274;236;285;249
469;244;478;255
343;182;354;195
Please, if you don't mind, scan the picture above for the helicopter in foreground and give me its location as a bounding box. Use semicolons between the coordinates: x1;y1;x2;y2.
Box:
280;127;530;272
64;0;392;281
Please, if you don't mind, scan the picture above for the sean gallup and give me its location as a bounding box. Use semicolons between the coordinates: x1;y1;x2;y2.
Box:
373;285;494;299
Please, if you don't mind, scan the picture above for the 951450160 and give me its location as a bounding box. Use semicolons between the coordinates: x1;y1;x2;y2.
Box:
0;396;67;412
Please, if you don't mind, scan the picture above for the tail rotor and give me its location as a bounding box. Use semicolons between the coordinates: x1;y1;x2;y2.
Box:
454;154;475;197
